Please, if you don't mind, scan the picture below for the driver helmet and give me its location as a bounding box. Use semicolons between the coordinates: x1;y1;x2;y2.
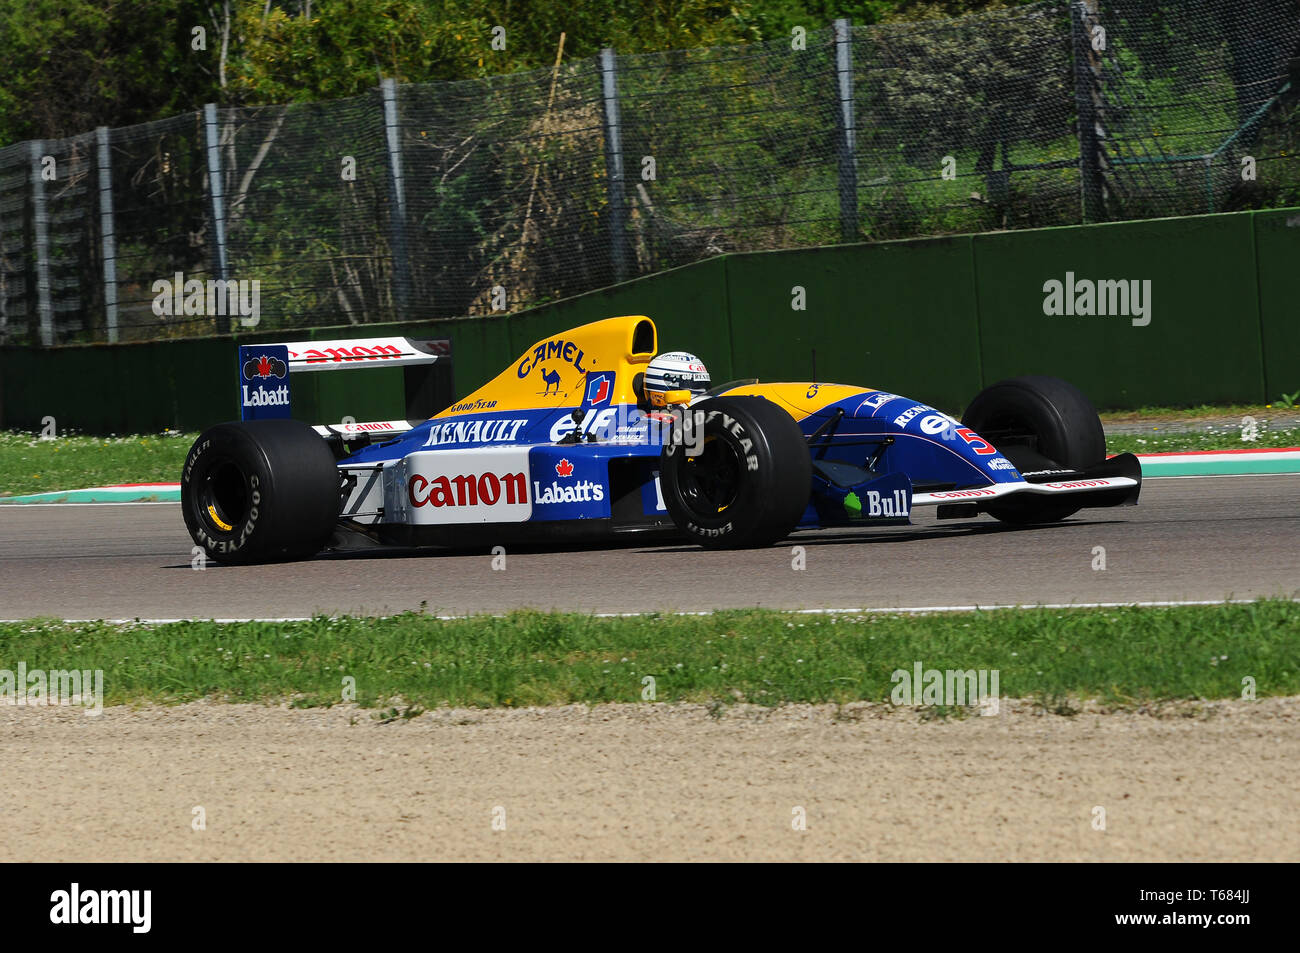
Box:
643;351;710;408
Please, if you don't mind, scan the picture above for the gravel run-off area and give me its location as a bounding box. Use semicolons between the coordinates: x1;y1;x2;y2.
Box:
4;696;1297;862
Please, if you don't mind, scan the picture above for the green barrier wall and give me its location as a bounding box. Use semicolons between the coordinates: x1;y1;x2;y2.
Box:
974;212;1265;407
723;238;982;411
1;207;1294;434
1252;208;1300;404
0;315;510;434
0;337;231;435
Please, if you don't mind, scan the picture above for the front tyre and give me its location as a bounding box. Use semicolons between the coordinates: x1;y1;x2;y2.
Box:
181;419;341;565
659;396;812;549
961;375;1106;524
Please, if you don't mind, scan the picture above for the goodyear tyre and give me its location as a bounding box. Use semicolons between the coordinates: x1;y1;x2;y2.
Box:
660;396;812;549
181;419;340;565
961;375;1106;524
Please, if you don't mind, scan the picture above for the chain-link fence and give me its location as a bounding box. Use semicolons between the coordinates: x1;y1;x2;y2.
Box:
1;0;1296;346
1084;0;1300;219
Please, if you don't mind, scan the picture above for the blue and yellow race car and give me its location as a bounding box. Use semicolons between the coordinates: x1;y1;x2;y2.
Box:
182;315;1141;563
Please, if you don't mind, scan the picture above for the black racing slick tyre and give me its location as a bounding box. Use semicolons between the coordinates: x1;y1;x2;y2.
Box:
181;419;341;565
660;396;812;549
961;375;1106;524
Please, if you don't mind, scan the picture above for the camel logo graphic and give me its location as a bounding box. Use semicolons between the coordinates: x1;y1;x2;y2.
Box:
540;367;561;395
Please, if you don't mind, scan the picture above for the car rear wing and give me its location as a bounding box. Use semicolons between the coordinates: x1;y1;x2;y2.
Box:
238;336;452;429
310;419;427;440
282;336;448;371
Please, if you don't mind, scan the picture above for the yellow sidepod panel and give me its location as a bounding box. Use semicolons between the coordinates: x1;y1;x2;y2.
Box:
718;382;875;422
435;315;657;417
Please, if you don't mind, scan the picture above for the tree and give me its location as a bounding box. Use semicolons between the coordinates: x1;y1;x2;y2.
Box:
0;0;218;143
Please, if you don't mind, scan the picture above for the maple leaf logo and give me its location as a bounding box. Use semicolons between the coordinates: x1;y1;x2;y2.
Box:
242;353;286;381
555;458;574;477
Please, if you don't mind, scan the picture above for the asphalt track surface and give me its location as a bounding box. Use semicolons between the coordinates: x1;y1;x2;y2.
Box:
0;474;1296;620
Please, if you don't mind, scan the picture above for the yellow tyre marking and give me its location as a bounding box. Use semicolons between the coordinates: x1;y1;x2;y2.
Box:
207;505;233;531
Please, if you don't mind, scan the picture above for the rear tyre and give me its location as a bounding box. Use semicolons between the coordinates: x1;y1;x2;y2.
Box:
659;396;812;549
961;375;1105;524
181;419;341;564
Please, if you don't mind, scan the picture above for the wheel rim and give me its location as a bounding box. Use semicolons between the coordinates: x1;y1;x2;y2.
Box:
677;435;743;522
199;459;248;533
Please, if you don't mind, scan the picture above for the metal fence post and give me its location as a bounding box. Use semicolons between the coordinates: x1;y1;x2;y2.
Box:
600;48;629;283
203;103;230;333
28;140;54;346
95;127;119;343
1071;1;1108;223
833;19;858;243
381;78;411;317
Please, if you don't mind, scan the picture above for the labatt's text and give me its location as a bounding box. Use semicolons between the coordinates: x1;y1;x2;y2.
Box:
242;384;288;407
534;479;605;504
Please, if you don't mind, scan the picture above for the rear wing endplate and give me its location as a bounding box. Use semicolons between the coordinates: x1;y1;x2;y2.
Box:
238;336;451;423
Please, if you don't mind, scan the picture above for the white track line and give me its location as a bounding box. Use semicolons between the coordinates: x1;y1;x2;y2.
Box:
584;599;1282;618
2;598;1289;625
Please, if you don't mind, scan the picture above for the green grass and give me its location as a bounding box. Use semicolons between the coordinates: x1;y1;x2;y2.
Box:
2;602;1296;711
1099;403;1299;421
0;431;194;496
1107;424;1300;456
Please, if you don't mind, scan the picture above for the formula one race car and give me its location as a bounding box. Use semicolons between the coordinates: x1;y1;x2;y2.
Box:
182;315;1141;563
